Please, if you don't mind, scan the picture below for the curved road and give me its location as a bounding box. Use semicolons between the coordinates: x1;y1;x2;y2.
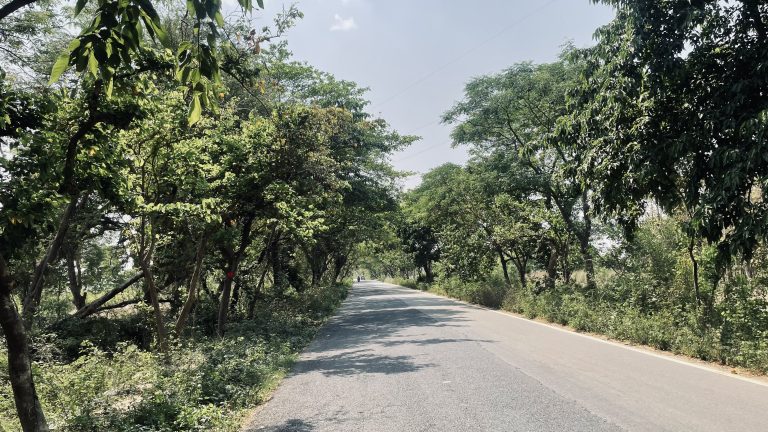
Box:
245;281;768;432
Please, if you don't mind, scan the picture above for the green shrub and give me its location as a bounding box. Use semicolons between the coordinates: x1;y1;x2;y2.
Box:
0;284;349;431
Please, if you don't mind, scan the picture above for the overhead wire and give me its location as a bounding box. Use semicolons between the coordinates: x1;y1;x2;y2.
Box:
393;142;453;163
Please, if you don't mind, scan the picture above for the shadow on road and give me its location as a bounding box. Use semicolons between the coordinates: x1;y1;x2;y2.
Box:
290;282;485;378
251;418;315;431
297;348;432;376
246;282;492;430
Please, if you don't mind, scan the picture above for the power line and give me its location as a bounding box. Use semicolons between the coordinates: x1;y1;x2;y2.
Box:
402;119;442;136
393;141;453;163
372;0;561;110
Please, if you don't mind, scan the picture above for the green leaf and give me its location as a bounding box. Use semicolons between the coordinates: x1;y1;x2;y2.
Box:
105;77;114;98
74;0;88;16
49;53;71;84
88;51;99;77
153;23;169;47
188;94;202;126
214;11;225;27
67;39;81;52
256;0;264;8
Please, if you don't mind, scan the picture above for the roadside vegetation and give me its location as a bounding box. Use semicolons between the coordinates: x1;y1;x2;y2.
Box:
364;1;768;375
1;283;348;431
0;1;407;430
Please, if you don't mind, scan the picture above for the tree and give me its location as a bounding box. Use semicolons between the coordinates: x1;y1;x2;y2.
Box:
579;0;768;270
443;53;597;289
0;6;308;431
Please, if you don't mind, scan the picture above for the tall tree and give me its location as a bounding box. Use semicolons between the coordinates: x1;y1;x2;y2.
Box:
443;54;596;288
580;0;768;264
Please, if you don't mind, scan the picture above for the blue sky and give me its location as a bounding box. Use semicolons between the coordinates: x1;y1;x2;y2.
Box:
254;0;616;188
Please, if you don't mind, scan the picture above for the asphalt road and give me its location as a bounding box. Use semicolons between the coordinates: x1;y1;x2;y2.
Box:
244;281;768;432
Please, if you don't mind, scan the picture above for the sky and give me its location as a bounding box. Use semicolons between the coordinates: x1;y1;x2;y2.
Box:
251;0;616;188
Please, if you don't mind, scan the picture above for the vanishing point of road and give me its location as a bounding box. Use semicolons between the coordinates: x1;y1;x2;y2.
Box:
245;281;768;432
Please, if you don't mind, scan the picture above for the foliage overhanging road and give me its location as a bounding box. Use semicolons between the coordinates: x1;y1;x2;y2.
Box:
246;281;768;432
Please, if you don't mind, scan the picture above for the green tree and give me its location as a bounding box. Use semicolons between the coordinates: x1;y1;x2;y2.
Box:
578;0;768;272
443;53;597;289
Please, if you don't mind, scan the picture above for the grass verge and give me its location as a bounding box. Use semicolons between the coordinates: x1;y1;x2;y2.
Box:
389;278;768;376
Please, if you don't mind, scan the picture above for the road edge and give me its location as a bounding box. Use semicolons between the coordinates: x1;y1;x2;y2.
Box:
377;280;768;389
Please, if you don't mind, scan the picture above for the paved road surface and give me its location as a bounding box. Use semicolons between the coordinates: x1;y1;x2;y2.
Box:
245;281;768;432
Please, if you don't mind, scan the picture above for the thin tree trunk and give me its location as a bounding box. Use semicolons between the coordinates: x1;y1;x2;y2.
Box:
217;216;254;336
229;281;241;315
545;245;558;291
270;235;283;290
65;250;86;310
0;254;49;431
688;237;701;307
174;236;206;337
247;265;269;320
217;265;235;337
497;249;511;286
141;260;167;352
511;254;527;289
93;298;171;313
580;189;595;290
22;195;79;320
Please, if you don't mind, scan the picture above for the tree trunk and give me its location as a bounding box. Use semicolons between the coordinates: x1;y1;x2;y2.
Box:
65;250;86;310
545;245;558;291
308;244;327;287
217;263;235;337
0;254;49;432
331;253;347;283
497;249;511;286
174;236;206;337
229;281;241;315
423;261;434;283
580;190;595;290
23;195;79;320
688;237;701;307
246;266;269;320
141;261;167;352
511;254;527;289
270;234;284;290
217;216;254;336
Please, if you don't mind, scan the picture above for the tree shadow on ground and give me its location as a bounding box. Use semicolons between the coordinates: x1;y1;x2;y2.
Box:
248;418;315;431
295;348;434;377
378;337;494;347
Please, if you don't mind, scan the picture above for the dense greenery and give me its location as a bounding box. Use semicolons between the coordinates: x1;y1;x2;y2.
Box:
369;0;768;375
1;283;348;431
0;2;407;430
3;0;768;429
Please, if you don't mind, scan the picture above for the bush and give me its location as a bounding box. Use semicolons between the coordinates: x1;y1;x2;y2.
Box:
0;284;349;431
433;274;509;308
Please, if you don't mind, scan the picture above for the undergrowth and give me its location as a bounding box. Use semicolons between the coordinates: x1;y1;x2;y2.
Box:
0;284;348;432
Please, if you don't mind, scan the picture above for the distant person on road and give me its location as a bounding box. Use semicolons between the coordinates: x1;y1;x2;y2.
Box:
357;275;361;283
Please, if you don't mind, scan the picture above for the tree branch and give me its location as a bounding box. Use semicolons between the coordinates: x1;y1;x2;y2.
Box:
0;0;36;22
71;272;145;319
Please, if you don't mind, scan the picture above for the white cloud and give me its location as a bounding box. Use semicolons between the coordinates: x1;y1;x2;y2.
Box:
330;14;357;31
